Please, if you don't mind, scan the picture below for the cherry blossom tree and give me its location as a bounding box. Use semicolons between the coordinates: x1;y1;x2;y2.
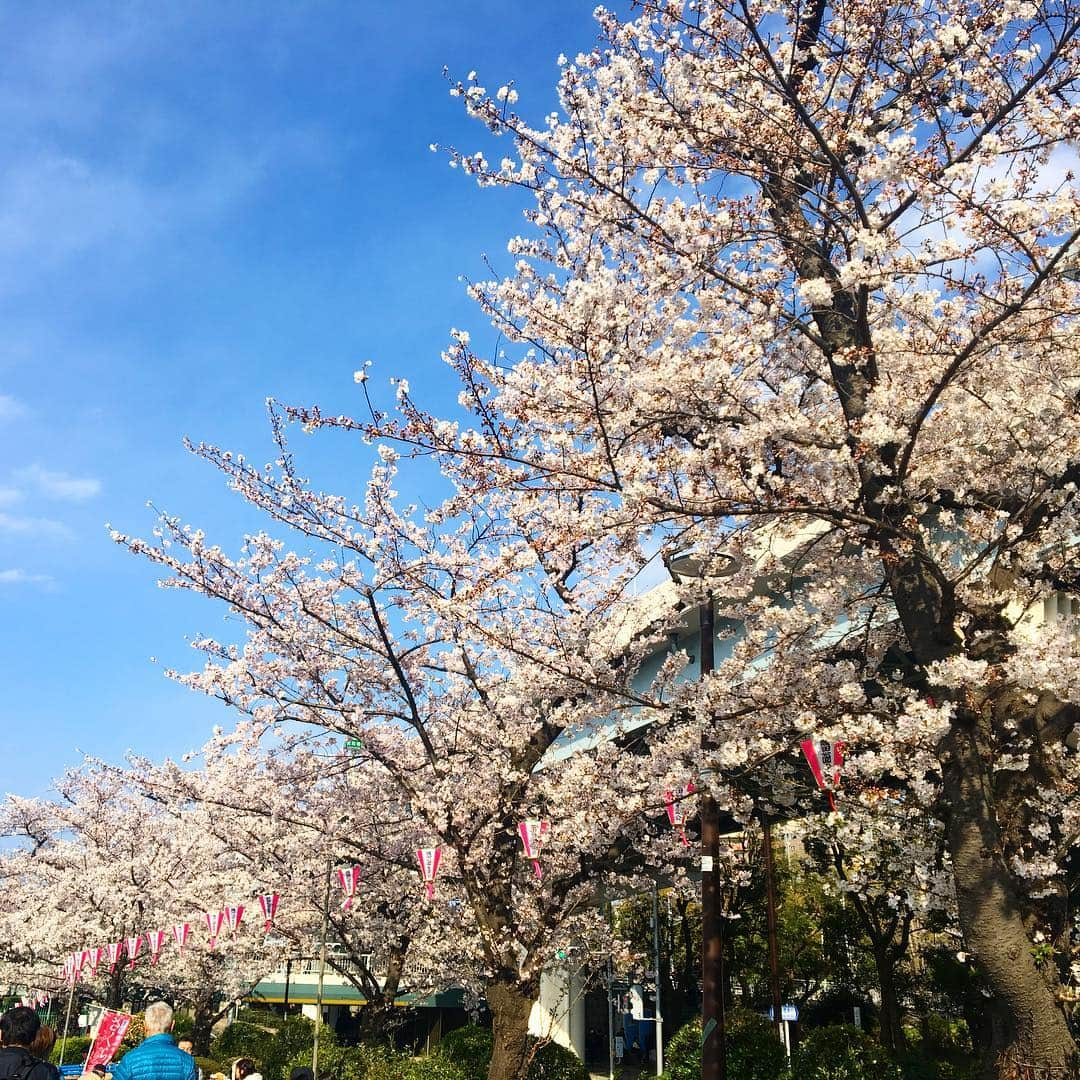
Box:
126;738;483;1043
113;0;1080;1074
112;426;698;1080
0;765;290;1052
299;1;1078;1073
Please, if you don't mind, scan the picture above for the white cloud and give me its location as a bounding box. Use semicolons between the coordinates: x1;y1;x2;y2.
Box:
0;568;54;587
0;394;25;422
0;487;21;508
0;512;73;540
15;464;100;501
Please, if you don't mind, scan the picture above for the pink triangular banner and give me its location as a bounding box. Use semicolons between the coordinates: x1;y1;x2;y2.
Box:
416;847;441;900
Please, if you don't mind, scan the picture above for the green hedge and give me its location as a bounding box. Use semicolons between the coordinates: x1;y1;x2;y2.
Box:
285;1041;468;1080
196;1056;225;1079
791;1025;902;1080
264;1017;338;1080
434;1025;585;1080
665;1012;788;1080
51;1034;93;1066
212;1021;271;1064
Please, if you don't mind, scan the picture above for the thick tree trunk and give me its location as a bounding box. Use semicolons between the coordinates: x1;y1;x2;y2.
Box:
104;967;124;1010
190;999;215;1057
942;724;1077;1078
486;978;537;1080
873;947;907;1058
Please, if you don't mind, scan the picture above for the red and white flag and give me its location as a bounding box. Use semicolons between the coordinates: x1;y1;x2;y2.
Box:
664;788;691;847
800;737;845;810
106;942;124;972
85;1011;132;1073
416;847;441;900
146;930;166;966
125;935;142;970
223;904;244;933
86;946;104;979
172;922;191;953
205;910;225;950
78;948;93;980
337;865;361;910
63;954;76;986
257;892;279;933
518;819;550;879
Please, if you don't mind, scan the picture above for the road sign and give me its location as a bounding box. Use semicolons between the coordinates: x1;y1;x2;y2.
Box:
766;1004;800;1022
344;739;363;750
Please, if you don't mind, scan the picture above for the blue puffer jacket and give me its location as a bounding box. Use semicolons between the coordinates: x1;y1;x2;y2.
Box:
110;1035;197;1080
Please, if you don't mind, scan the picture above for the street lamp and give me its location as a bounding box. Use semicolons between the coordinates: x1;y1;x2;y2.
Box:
667;551;738;1080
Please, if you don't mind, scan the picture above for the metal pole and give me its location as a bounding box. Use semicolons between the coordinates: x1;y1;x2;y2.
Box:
58;977;76;1066
283;958;292;1012
652;885;664;1077
312;863;332;1080
762;815;784;1041
700;591;725;1080
606;955;615;1080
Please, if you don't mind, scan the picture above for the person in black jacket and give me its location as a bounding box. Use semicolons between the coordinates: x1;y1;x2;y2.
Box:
0;1007;61;1080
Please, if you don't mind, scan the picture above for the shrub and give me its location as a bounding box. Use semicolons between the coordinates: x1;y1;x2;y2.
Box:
263;1016;337;1080
528;1041;587;1080
286;1042;416;1080
236;1006;281;1031
196;1056;225;1079
435;1026;491;1080
402;1055;468;1080
213;1021;269;1064
51;1034;94;1066
792;1025;902;1080
122;1014;145;1050
665;1012;788;1080
434;1025;585;1080
664;1018;701;1080
727;1010;790;1080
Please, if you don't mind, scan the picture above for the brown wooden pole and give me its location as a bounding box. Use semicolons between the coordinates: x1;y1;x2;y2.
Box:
700;592;725;1080
762;814;784;1041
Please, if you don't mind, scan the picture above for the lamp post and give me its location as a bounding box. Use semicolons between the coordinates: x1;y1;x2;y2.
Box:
698;589;726;1080
312;861;333;1080
667;552;729;1080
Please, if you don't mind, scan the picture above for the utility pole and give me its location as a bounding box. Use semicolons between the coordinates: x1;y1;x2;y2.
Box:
699;590;726;1080
762;815;784;1042
58;976;77;1066
312;862;332;1080
652;884;664;1076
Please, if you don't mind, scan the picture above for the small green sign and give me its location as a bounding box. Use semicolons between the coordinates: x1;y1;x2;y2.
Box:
344;739;363;750
701;1017;717;1046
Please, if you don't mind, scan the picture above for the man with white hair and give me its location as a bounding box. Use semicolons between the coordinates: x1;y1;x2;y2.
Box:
109;1003;196;1080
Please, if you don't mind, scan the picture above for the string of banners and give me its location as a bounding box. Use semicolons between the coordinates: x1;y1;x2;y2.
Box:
56;756;844;988
60;893;280;985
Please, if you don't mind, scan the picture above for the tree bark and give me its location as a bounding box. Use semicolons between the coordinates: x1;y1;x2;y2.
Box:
486;977;537;1080
942;723;1077;1078
190;998;216;1057
873;945;907;1058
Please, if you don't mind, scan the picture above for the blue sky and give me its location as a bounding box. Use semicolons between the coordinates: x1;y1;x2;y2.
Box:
0;1;613;797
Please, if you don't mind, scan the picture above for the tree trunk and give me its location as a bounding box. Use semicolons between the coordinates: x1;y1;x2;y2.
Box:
486;977;537;1080
190;998;215;1057
105;967;124;1010
942;724;1077;1078
873;947;907;1058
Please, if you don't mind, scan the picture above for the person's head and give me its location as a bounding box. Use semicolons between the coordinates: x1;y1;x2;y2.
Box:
0;1007;40;1049
28;1025;56;1058
91;1065;107;1077
177;1039;194;1057
143;1001;174;1037
232;1058;258;1080
289;1068;313;1080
